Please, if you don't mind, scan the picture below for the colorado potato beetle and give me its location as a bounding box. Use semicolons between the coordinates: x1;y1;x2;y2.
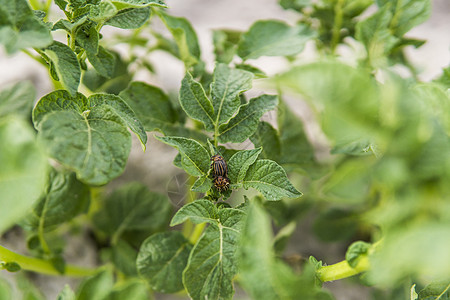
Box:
210;154;228;178
213;176;230;192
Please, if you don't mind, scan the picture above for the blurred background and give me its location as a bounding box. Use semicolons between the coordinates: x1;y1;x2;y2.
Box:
0;0;449;299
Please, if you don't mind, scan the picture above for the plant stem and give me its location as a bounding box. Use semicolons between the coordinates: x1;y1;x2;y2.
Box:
330;0;344;54
28;0;41;10
188;223;206;244
316;256;370;282
0;245;97;277
22;49;47;67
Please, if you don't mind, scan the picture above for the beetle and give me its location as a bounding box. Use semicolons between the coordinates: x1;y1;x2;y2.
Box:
213;176;230;192
210;154;228;178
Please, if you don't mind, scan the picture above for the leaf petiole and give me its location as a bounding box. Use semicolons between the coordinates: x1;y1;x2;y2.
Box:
0;245;98;277
316;255;370;282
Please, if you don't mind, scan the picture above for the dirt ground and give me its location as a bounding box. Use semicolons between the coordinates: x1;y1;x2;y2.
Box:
0;0;449;299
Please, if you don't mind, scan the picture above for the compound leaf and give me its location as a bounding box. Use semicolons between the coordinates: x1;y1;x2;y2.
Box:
137;231;192;293
183;208;245;300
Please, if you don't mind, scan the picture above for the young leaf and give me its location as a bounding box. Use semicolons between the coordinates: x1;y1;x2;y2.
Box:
22;169;90;232
105;7;151;29
212;29;241;64
218;94;278;143
93;182;172;241
237;20;316;60
89;0;118;23
76;21;99;56
345;241;371;268
156;11;201;67
111;0;167;9
56;285;75;300
137;231;193;293
87;46;116;78
0;117;48;234
111;240;138;276
228;148;262;184
88;93;147;149
242;160;302;201
191;175;213;193
155;136;210;177
211;63;253;126
76;270;114;300
179;72;215;131
43;41;81;97
170;199;218;226
0;0;52;54
183;208;246;300
376;0;431;36
250;121;281;162
0;81;35;118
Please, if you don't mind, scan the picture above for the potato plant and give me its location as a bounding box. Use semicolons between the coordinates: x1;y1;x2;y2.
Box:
0;0;449;299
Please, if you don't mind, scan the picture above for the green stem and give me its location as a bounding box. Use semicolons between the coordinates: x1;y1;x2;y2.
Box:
22;49;47;67
316;256;370;282
330;0;344;53
28;0;40;10
188;223;206;244
0;245;97;277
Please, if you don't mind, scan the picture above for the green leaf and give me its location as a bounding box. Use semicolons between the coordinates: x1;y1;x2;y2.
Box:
376;0;431;36
345;241;371;268
0;279;12;300
211;63;253;126
356;5;399;66
155;136;210;177
242;159;302;201
237;20;316;60
418;281;450;300
93;182;172;241
76;270;114;300
170;199;218;226
228;148;262;184
88;93;147;150
32;90;132;185
191;175;212;193
137;231;192;293
179;72;215;131
218;94;278;143
111;0;167;9
212;29;241;64
119;82;205;139
0;81;35;118
183;208;246;300
105;7;151;29
276;61;379;145
313;208;358;242
111;240;138;276
157;11;201;67
105;281;148;300
89;0;117;23
250;121;281;162
43;41;81;96
22;169;90;232
87;46;116;78
0;0;52;54
76;21;99;55
0;117;48;234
